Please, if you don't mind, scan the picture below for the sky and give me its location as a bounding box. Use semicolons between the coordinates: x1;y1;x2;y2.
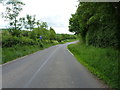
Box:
0;0;79;34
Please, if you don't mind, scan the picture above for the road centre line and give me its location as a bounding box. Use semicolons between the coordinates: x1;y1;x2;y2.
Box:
24;46;60;88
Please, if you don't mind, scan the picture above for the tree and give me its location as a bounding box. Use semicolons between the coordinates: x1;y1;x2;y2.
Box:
2;0;25;30
40;22;48;29
36;20;41;30
25;15;36;31
69;14;80;34
49;27;56;40
18;17;26;30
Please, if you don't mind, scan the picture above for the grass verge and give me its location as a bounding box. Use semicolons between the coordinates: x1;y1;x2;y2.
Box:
2;43;54;64
68;42;119;89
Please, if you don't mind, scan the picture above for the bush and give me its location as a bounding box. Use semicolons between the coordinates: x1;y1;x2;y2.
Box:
20;36;36;45
51;40;59;44
2;35;20;47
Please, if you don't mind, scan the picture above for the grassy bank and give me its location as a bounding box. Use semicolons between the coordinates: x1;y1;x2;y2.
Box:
68;42;119;89
2;43;54;64
2;39;77;64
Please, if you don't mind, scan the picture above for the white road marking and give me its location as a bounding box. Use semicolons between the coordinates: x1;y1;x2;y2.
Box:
67;49;74;56
24;46;60;88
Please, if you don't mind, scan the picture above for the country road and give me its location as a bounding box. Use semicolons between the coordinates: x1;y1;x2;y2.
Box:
2;41;107;88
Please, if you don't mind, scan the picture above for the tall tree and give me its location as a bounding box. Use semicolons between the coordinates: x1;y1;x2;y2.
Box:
2;0;25;30
25;15;36;31
40;22;48;29
49;27;56;40
36;20;41;30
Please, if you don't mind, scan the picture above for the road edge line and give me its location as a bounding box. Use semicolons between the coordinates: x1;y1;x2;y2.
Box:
67;49;74;56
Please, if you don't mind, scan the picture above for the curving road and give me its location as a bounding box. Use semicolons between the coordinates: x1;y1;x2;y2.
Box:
2;41;107;88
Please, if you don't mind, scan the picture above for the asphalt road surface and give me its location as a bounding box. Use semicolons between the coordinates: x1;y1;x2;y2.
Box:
2;41;107;88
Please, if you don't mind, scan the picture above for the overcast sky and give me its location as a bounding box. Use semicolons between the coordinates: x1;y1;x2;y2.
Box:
0;0;79;34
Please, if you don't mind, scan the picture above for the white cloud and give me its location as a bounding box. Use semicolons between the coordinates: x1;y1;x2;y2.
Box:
53;27;74;34
0;0;78;34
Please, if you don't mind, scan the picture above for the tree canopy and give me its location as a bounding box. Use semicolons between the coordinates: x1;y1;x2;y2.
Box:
69;2;120;50
2;0;25;30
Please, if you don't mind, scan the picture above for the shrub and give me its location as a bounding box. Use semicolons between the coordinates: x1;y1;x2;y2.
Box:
19;36;36;45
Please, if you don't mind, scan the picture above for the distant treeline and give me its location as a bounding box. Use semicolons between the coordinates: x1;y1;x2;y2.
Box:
69;2;120;50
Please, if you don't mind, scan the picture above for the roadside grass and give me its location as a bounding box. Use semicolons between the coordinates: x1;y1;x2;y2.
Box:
2;43;57;64
2;45;42;64
68;42;119;89
2;39;77;64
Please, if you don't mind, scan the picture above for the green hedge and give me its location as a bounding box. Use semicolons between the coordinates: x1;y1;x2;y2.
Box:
2;35;39;47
